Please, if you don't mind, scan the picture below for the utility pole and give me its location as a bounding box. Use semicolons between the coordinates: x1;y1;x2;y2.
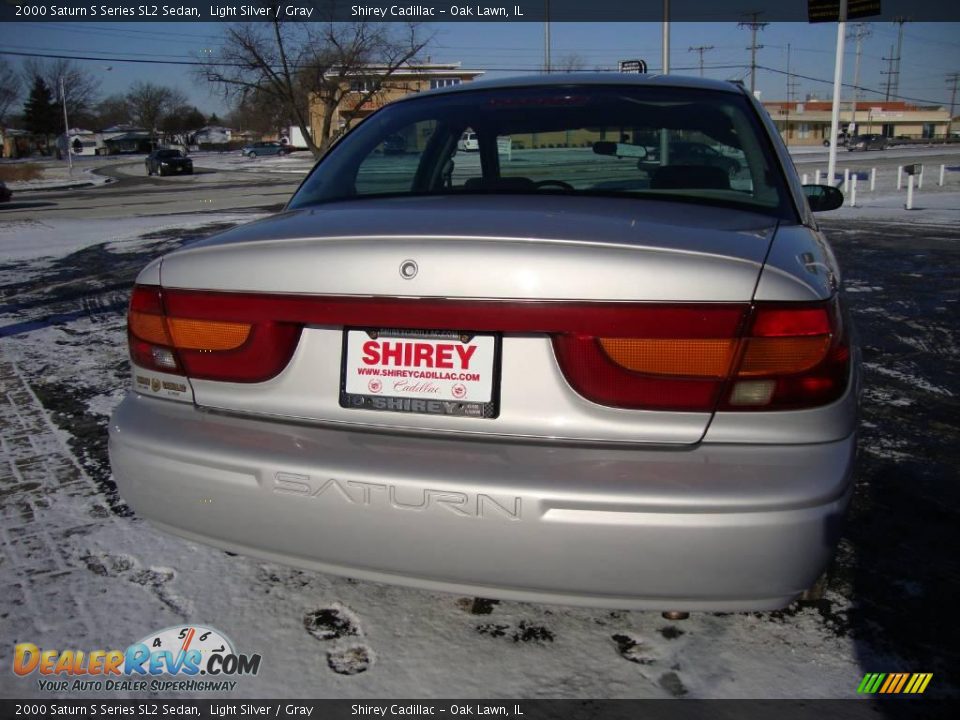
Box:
662;0;671;74
847;23;871;134
947;72;960;138
882;45;897;101
882;18;908;100
739;12;768;96
827;0;848;189
891;17;907;100
543;0;551;73
59;75;72;174
785;43;800;147
688;45;714;77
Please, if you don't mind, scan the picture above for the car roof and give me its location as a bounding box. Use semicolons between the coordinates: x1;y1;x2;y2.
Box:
398;73;746;102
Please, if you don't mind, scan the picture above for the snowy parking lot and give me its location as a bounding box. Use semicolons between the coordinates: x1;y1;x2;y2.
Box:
0;171;958;700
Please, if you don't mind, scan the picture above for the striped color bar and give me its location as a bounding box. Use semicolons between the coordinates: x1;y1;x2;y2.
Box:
857;672;932;694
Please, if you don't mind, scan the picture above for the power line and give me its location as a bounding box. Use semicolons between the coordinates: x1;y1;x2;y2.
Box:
757;65;950;107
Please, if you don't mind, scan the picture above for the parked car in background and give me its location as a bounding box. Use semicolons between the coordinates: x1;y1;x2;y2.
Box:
111;75;856;613
382;135;408;155
641;140;741;177
847;134;888;151
0;181;11;203
145;149;193;176
241;141;291;158
457;130;479;151
823;131;850;147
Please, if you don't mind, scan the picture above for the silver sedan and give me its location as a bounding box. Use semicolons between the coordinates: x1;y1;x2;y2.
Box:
109;75;857;612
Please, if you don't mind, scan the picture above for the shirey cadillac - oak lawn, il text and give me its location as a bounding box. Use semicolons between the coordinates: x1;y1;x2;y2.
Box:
109;75;857;612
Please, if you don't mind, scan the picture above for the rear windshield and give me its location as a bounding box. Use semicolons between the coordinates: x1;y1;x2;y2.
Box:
289;84;793;217
157;150;183;158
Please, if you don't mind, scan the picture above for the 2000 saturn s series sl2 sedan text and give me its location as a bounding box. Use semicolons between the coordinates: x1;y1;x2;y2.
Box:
109;75;858;612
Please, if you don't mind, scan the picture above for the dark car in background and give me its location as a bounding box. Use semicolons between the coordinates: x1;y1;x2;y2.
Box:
847;134;887;151
145;149;193;176
641;140;741;177
241;141;291;158
0;181;11;203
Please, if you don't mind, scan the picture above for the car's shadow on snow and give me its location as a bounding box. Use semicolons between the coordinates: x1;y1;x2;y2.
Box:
820;219;960;705
0;201;58;211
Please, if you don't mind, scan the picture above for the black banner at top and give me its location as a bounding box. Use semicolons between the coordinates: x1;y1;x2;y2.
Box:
808;0;883;23
0;0;958;23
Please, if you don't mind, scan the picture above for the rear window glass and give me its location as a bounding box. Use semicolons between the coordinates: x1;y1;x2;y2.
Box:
290;84;791;217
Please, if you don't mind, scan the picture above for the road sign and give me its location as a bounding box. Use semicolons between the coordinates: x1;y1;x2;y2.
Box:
808;0;882;23
618;60;647;74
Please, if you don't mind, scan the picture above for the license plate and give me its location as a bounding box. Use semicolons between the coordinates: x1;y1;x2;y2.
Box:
340;330;499;418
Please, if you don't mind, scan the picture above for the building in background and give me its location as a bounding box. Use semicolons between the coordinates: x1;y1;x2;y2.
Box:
764;100;951;145
308;63;484;146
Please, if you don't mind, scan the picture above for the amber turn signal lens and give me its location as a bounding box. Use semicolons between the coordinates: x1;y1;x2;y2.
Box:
129;311;171;345
598;338;739;378
737;336;831;376
166;318;251;351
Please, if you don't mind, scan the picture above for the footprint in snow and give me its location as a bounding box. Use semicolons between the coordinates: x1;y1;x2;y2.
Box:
326;644;375;675
611;633;657;665
304;603;376;675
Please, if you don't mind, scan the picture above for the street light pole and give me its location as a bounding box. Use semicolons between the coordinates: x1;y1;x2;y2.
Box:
827;0;848;188
59;75;72;174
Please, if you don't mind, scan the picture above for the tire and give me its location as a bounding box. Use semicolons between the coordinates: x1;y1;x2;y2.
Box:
248;151;257;158
146;164;152;176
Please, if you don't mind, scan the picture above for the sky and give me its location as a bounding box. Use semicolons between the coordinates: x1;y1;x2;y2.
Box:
1;20;958;118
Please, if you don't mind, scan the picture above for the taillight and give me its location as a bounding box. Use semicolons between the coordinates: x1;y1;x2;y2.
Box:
552;307;746;412
553;299;848;412
127;285;301;382
126;285;849;409
720;299;850;410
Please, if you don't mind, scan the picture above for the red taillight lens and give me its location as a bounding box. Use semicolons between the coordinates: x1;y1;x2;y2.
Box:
553;306;747;412
553;300;848;412
127;285;301;383
721;299;850;410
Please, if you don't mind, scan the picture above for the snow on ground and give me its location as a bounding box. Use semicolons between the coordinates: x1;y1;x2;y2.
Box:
1;204;958;700
0;213;270;263
2;157;120;191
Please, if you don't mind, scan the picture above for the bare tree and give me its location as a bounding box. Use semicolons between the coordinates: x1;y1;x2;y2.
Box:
22;58;100;125
0;59;20;125
555;53;587;72
126;82;188;137
94;94;132;129
199;14;431;157
226;88;291;136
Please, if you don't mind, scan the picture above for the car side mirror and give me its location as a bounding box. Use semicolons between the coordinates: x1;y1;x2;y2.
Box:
802;184;844;212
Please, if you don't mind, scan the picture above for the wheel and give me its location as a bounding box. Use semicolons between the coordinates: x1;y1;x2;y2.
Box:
533;179;575;191
146;164;152;176
248;151;257;158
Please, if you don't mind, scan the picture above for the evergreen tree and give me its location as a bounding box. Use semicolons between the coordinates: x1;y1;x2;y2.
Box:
22;77;59;148
207;112;220;125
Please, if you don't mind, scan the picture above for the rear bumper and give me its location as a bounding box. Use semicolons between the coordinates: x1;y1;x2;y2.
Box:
109;394;855;611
